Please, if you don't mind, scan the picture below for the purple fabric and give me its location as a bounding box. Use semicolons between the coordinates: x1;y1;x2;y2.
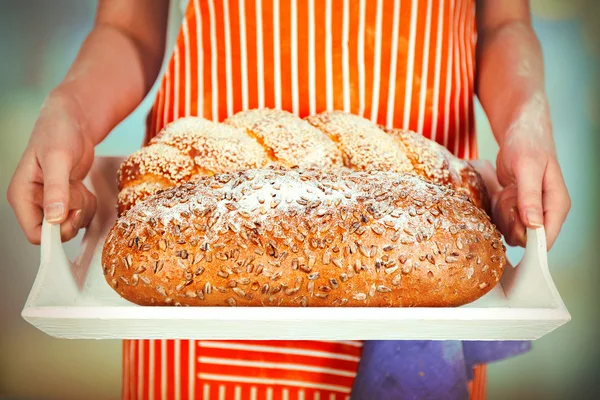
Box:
350;340;531;400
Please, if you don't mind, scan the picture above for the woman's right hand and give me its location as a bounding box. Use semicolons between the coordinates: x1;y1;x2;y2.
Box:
7;92;97;244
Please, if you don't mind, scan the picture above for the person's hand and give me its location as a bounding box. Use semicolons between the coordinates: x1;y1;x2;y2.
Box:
7;92;97;244
491;92;570;250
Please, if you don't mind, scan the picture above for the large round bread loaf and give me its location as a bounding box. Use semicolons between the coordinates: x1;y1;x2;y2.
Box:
102;168;506;307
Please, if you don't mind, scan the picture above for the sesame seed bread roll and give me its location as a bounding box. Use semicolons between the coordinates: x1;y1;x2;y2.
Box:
117;117;271;215
102;168;506;308
224;109;344;169
305;111;413;172
383;127;491;213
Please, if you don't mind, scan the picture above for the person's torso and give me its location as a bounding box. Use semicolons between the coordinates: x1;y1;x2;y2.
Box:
129;1;478;399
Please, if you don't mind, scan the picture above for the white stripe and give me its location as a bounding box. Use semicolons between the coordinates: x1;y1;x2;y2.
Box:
219;385;226;400
417;0;433;134
189;339;195;400
198;341;361;362
325;0;333;111
299;389;305;400
223;0;234;117
256;0;265;108
175;339;181;400
291;0;299;115
443;0;454;148
138;341;144;400
283;388;290;400
267;387;274;400
369;0;384;122
273;0;282;109
329;394;336;400
194;0;203;117
235;386;242;400
199;373;352;393
129;341;135;400
453;0;464;155
182;18;191;116
357;0;366;116
314;392;321;400
251;386;258;400
317;340;363;347
208;0;219;121
342;0;350;112
161;340;167;400
402;0;419;129
163;71;171;127
204;383;211;400
385;0;401;128
308;0;316;114
239;0;249;110
430;0;445;142
198;357;357;377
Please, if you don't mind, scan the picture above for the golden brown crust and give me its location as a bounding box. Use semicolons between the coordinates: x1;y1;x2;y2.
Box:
224;109;344;169
305;111;413;172
384;127;491;212
116;110;489;219
102;168;506;308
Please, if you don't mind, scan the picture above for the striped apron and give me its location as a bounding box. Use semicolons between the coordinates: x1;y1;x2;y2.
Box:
126;0;480;398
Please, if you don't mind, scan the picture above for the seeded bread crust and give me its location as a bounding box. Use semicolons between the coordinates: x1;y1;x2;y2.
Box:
102;168;506;308
116;109;489;215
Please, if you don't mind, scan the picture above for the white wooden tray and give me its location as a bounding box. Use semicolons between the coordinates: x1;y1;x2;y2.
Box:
21;157;571;340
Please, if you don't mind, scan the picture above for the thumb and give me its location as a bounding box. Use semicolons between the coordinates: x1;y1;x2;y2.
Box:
515;156;546;228
39;150;73;224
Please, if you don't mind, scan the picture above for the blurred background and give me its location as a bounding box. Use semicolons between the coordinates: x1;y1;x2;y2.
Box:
0;0;598;399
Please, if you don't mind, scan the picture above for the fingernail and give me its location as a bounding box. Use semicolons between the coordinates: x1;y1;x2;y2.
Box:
45;202;65;223
526;209;544;228
72;209;83;230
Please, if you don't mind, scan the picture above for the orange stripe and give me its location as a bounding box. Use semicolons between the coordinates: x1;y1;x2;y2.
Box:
214;0;229;121
262;0;275;109
279;0;293;113
361;0;377;119
297;0;310;117
347;0;360;115
197;345;360;372
245;0;259;110
374;0;394;125
331;0;344;111
314;0;327;113
154;340;162;400
187;2;199;117
180;340;190;400
420;0;440;139
392;0;412;127
228;0;243;114
407;0;427;131
222;340;363;356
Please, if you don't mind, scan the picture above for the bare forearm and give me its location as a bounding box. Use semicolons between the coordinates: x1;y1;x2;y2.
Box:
476;10;550;147
48;0;168;146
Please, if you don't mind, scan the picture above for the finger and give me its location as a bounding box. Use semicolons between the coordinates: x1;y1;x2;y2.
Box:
492;186;526;247
514;156;546;229
60;209;81;242
542;159;571;250
59;182;96;242
7;155;45;244
38;149;74;224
